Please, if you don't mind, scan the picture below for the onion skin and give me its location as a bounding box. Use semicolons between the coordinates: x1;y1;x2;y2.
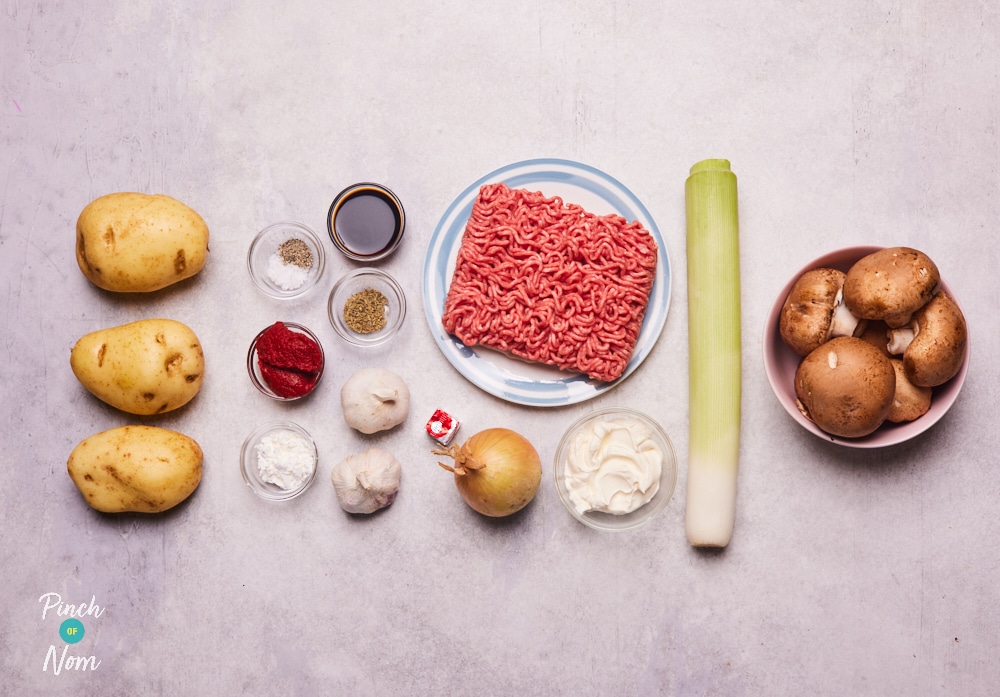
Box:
434;428;542;517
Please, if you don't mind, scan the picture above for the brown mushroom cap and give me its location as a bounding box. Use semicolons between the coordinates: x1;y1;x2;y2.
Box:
903;290;968;387
794;336;896;438
779;268;856;356
843;247;940;328
886;358;932;423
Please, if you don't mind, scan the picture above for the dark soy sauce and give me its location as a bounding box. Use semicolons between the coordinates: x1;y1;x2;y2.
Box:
331;187;403;258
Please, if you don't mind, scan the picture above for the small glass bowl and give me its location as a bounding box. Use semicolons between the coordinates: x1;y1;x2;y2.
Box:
240;420;318;501
327;268;406;347
554;407;677;532
327;182;405;261
247;322;325;401
247;221;327;299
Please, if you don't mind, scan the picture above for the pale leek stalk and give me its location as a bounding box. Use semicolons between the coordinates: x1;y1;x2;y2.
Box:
684;159;742;548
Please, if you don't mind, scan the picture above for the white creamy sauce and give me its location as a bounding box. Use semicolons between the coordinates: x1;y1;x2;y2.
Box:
255;429;316;490
564;416;663;515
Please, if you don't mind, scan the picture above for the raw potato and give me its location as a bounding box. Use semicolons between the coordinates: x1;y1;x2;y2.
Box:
67;425;203;513
76;192;210;292
70;318;205;415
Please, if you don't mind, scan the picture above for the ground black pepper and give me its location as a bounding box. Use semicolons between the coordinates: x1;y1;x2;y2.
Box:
278;238;313;269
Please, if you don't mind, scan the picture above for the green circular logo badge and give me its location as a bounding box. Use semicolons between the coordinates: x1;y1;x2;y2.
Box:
59;618;85;644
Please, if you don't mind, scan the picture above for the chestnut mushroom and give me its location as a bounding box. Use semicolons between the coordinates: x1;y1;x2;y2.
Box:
843;247;940;328
779;268;862;356
794;336;896;438
888;290;967;387
886;358;932;423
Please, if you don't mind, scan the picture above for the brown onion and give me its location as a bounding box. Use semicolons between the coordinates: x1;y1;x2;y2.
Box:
434;428;541;517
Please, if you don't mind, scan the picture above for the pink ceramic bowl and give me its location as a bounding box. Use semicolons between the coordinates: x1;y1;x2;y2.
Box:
762;246;970;448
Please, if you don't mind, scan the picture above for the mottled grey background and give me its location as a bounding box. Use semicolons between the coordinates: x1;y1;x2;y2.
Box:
2;1;998;695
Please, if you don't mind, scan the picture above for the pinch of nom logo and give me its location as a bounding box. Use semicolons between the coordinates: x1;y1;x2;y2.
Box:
39;592;104;675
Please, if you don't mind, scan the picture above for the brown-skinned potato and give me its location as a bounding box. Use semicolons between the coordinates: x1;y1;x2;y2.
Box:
76;192;209;293
70;318;205;415
68;425;203;513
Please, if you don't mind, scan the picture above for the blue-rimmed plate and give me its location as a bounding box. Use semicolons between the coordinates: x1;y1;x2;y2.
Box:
423;159;671;407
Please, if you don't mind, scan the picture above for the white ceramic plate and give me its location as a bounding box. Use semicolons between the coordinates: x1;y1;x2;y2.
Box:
423;159;672;407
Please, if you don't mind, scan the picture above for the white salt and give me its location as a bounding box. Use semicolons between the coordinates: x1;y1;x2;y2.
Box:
266;252;309;291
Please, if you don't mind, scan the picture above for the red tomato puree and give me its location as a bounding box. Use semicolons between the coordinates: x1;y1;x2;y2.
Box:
256;322;323;398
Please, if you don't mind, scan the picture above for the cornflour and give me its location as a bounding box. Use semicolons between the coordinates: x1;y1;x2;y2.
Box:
256;429;315;490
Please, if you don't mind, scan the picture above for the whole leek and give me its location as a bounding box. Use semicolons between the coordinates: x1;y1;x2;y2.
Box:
684;159;742;548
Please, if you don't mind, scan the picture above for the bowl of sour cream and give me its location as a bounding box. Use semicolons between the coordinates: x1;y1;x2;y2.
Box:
554;407;677;532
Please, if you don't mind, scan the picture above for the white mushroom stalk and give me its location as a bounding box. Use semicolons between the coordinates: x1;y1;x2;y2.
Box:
887;324;917;355
829;289;862;339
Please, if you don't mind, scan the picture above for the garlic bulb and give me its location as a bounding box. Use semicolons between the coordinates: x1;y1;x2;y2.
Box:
331;447;402;514
340;368;410;434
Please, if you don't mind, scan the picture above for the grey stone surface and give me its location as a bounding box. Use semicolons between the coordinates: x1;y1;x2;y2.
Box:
2;2;998;695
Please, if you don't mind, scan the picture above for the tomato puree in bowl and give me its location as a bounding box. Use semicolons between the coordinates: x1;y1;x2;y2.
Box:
255;322;324;398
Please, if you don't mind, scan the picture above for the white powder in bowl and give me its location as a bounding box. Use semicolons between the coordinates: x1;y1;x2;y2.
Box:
255;429;316;490
266;253;309;291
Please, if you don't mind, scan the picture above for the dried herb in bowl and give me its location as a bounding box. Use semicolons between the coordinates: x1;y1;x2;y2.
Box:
343;288;388;334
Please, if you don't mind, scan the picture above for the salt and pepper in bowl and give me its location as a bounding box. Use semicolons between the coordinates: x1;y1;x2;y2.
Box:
247;222;327;300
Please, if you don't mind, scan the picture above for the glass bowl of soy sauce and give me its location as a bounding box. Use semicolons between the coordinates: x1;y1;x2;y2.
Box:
327;183;405;261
